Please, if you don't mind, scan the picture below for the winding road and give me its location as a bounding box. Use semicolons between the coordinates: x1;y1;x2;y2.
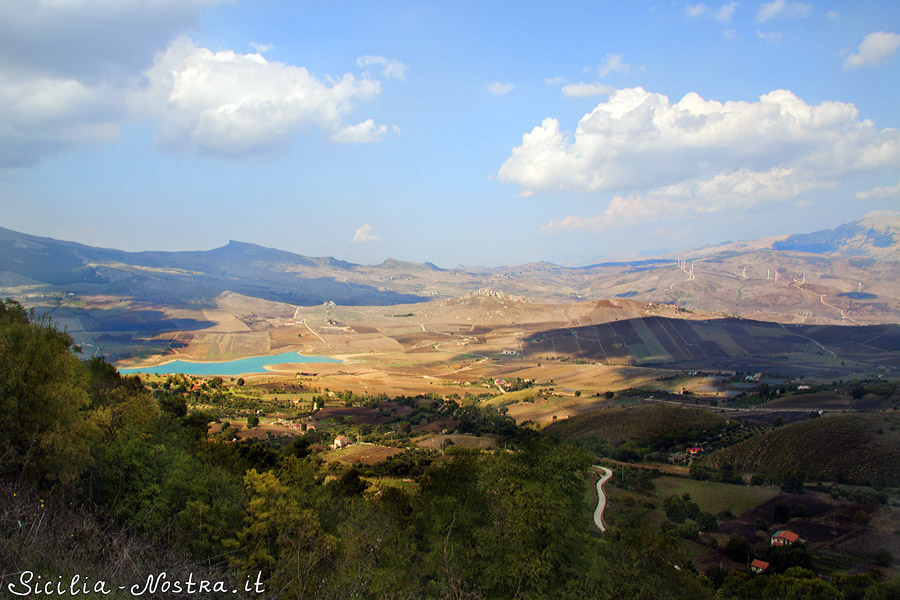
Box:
593;466;613;532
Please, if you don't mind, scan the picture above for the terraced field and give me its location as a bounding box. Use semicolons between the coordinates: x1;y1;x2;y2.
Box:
524;317;900;375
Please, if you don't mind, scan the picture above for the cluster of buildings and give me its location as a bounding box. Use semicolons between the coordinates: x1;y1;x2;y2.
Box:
749;530;802;574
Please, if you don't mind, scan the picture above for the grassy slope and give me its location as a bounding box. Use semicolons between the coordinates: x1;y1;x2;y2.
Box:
704;413;900;486
542;403;725;445
651;476;780;515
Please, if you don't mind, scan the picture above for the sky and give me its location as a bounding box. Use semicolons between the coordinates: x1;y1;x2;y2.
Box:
1;1;899;268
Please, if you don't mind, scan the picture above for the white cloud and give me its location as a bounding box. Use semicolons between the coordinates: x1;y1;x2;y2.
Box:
0;68;124;167
855;181;900;200
499;87;900;229
250;42;274;54
757;0;813;22
561;82;615;97
826;10;839;19
685;4;708;18
717;2;738;22
487;82;515;95
597;53;630;77
686;2;737;22
331;119;390;143
843;31;900;69
0;0;218;167
557;54;627;98
756;30;784;44
134;38;386;155
352;224;379;243
541;167;830;232
356;55;407;80
0;1;397;165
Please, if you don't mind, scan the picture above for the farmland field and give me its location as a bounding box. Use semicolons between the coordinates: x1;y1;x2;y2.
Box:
650;476;781;515
324;443;402;465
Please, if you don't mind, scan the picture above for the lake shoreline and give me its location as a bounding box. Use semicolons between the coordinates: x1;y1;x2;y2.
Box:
118;349;342;376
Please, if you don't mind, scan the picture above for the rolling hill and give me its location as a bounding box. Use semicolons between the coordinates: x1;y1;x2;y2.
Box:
703;413;900;486
543;404;726;446
523;317;900;375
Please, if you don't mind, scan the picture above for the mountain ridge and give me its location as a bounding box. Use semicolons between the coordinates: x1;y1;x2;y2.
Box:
1;213;899;322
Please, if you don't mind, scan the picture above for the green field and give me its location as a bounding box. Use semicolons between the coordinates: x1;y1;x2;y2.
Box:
544;403;725;445
361;476;418;492
650;476;780;516
482;388;541;407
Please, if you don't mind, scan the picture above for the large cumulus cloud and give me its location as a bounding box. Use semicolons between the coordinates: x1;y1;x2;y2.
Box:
133;39;387;155
0;1;399;167
498;87;900;230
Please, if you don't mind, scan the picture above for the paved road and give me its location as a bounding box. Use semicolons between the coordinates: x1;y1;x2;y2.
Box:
593;466;613;532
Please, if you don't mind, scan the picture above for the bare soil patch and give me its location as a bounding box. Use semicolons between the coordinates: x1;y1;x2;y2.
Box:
324;443;402;465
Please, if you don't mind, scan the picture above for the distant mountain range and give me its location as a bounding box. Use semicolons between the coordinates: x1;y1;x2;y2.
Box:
2;211;899;323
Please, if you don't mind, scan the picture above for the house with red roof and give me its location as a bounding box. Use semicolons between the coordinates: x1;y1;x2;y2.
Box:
750;559;770;573
771;530;800;546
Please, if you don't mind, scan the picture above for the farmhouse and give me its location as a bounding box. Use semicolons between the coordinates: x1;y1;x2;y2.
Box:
750;559;770;573
332;435;351;449
771;530;800;546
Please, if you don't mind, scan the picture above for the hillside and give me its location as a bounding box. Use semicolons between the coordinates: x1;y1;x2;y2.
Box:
704;413;900;486
543;404;726;446
524;317;900;375
2;212;900;324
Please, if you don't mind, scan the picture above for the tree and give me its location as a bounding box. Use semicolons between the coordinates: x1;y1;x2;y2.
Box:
779;469;808;493
159;394;187;418
724;534;751;563
0;299;95;485
226;469;334;598
874;548;893;568
773;502;791;523
247;414;259;428
329;467;368;497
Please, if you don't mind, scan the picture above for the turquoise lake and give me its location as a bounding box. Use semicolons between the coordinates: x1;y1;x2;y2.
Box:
118;350;342;376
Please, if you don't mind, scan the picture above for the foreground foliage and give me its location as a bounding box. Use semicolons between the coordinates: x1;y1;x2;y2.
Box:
1;300;896;599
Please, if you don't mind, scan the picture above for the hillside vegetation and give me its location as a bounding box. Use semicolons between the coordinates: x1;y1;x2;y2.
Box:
544;403;726;446
704;413;900;486
0;299;717;600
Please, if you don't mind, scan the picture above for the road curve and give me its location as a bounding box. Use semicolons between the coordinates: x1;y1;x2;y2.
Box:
593;466;613;532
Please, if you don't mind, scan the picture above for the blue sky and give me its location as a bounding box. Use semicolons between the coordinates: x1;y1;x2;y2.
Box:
1;1;899;267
